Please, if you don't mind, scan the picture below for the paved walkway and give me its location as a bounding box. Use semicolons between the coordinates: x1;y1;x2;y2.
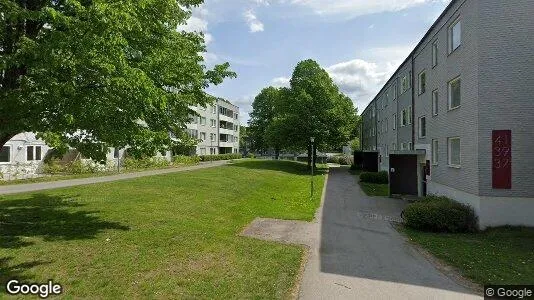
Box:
242;166;481;300
0;161;230;195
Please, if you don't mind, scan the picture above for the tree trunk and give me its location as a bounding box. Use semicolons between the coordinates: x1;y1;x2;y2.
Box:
275;148;280;160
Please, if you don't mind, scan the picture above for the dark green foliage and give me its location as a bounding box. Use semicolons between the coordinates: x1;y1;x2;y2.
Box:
349;164;361;171
403;196;478;233
247;153;256;159
199;153;242;161
326;155;352;165
359;171;388;184
1;0;236;160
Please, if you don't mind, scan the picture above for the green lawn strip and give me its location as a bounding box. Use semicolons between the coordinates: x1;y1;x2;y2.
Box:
400;226;534;285
0;163;203;186
358;182;389;197
0;160;325;298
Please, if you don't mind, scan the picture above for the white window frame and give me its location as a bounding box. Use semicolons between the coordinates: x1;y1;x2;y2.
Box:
26;145;43;162
212;106;216;114
200;132;206;142
418;71;426;95
432;89;439;116
432;139;439;165
407;106;413;125
385;144;389;157
393;113;397;130
418;116;426;138
447;137;461;168
401;109;407;127
448;76;461;110
449;18;462;53
0;145;11;163
432;40;438;67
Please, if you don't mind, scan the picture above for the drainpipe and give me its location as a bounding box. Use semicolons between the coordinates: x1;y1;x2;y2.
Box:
411;56;416;150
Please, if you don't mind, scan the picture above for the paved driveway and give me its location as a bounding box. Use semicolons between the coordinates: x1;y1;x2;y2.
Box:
299;166;481;299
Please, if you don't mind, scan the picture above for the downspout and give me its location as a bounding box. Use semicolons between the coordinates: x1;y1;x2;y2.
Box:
411;56;416;150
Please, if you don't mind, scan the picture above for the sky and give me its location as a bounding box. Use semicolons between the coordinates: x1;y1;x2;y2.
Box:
180;0;451;124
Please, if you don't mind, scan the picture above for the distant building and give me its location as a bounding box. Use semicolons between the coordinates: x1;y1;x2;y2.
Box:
0;98;240;179
360;0;534;228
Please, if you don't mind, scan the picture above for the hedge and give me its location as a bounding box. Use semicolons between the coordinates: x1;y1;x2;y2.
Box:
199;153;242;162
326;155;353;165
359;171;389;184
403;196;478;233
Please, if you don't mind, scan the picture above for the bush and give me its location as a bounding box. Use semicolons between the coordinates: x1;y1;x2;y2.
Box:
349;164;361;171
123;157;170;170
172;155;200;165
199;153;242;162
403;196;478;233
326;155;352;165
360;171;389;184
247;153;255;159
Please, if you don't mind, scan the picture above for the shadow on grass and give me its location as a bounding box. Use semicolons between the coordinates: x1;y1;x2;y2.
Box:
230;160;328;175
0;257;52;293
0;194;130;250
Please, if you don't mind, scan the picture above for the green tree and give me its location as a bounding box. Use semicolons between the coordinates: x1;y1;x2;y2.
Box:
0;0;235;161
282;59;357;167
248;86;281;155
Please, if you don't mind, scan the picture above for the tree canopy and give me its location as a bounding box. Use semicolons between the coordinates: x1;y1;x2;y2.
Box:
0;0;235;160
248;59;359;165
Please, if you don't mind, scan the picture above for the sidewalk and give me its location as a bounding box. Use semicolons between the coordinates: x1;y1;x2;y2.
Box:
0;161;230;195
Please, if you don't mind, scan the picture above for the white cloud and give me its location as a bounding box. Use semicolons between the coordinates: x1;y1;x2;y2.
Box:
288;0;436;16
244;10;265;32
271;77;291;87
179;6;213;44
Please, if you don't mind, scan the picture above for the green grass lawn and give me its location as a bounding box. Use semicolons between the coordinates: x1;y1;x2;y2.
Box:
0;163;202;186
0;160;326;299
401;226;534;285
359;182;389;197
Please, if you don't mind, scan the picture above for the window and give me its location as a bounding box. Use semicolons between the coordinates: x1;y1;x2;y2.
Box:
384;118;388;133
400;143;405;150
113;148;120;159
26;146;42;161
210;148;216;155
212;106;216;114
418;71;426;95
408;142;412;150
448;137;461;167
432;139;439;165
418;117;426;138
200;117;206;126
234;113;238;120
401;75;410;94
448;76;461;110
210;133;216;142
392;142;397;151
392;83;397;100
449;18;461;53
432;90;439;116
385;144;389;157
0;146;11;163
401;109;407;126
393;113;397;130
200;132;206;141
210;119;216;127
432;41;438;67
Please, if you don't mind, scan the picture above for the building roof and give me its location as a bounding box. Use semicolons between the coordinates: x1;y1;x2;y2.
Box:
362;0;461;115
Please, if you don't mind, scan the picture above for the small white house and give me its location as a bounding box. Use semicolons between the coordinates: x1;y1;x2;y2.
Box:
0;132;52;180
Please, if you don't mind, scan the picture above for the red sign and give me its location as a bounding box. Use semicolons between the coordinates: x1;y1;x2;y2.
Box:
492;130;512;189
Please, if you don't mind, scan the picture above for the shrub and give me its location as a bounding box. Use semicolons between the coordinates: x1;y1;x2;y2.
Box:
247;153;255;159
199;153;242;162
349;164;361;171
327;155;352;165
123;157;171;170
359;171;389;184
403;196;478;233
326;156;340;164
172;155;200;165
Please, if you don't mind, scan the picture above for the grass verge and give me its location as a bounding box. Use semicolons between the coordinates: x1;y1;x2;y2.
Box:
401;226;534;285
0;160;326;298
359;182;389;197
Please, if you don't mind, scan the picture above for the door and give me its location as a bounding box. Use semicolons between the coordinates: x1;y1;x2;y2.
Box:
389;154;418;196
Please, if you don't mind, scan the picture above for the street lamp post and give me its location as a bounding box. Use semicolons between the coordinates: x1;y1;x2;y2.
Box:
310;137;315;200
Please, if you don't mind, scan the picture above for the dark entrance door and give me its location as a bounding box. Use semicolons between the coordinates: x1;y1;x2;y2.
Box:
389;154;418;196
362;152;379;172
